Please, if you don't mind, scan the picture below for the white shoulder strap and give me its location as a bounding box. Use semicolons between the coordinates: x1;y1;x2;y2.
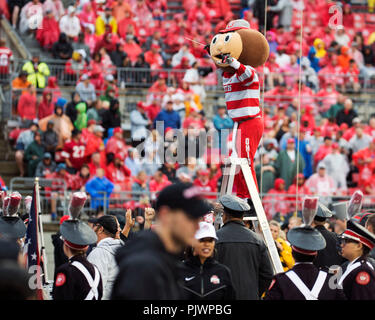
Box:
311;271;328;298
338;261;361;287
286;270;327;300
71;261;100;300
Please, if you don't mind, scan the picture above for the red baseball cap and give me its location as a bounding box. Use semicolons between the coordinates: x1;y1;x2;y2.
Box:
332;142;339;149
199;169;210;176
87;119;96;126
115;153;124;161
113;127;122;134
287;138;295;144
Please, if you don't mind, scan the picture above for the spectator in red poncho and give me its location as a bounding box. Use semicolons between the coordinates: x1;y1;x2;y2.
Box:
264;82;293;109
72;164;91;191
106;154;131;188
173;56;191;88
94;31;117;54
182;105;205;130
85;125;107;166
81;119;96;144
144;43;164;70
342;117;361;141
315;82;339;113
78;2;97;31
318;54;344;88
190;11;212;35
364;115;375;139
36;9;60;50
149;170;172;193
132;0;153;24
88;152;103;176
117;9;138;39
352;138;375;186
45;76;61;104
287;173;311;212
193;169;217;199
106;127;130;161
320;118;339;138
122;34;142;64
17;84;37;121
301;105;316;130
263;178;290;220
188;0;210;23
38;91;54;120
342;4;354;29
314;136;333;165
343;59;360;92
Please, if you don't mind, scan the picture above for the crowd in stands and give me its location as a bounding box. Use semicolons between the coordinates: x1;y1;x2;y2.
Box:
1;0;375;219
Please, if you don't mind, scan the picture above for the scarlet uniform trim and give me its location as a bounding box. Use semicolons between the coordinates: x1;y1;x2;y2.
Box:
55;273;66;287
356;271;370;285
343;230;375;249
64;240;88;250
292;246;318;256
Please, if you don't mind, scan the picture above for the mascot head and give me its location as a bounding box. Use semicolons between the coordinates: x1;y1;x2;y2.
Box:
209;19;269;71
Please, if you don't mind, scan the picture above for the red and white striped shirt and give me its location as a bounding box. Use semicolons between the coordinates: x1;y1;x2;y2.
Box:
222;63;261;122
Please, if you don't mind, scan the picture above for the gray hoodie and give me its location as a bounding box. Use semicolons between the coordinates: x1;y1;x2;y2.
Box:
87;237;124;300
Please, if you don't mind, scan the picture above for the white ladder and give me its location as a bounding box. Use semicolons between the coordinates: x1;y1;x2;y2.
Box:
220;156;284;275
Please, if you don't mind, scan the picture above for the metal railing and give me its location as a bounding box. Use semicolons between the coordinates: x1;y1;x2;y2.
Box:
7;178;375;219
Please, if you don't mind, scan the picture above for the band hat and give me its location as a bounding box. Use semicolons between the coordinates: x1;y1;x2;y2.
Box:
219;194;250;212
60;220;97;247
342;219;375;250
287;226;326;253
0;216;26;239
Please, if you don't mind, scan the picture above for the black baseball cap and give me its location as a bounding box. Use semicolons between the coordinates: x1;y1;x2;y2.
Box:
155;183;213;219
89;215;118;235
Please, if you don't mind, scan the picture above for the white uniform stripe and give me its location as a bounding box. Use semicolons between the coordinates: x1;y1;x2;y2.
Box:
228;107;261;118
225;89;260;102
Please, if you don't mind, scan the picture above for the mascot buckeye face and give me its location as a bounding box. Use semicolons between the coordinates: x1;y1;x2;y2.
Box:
209;19;270;70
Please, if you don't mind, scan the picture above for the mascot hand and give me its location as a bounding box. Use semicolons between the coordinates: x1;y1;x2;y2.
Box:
222;54;241;69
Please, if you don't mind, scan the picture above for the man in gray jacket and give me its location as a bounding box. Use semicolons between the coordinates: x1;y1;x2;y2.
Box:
267;0;293;31
130;101;150;143
215;195;274;300
87;215;124;300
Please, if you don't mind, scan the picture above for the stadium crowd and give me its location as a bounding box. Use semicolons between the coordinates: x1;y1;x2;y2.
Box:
0;0;375;221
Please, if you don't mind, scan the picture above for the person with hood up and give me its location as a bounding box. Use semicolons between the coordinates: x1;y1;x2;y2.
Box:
263;178;290;219
45;76;62;104
74;102;88;130
102;99;121;132
87;215;123;300
36;9;60;50
308;38;326;72
24;131;44;177
39;98;74;149
65;92;82;125
17;84;37;121
38;91;54;119
41;120;58;156
85;168;114;209
35;152;56;177
52;33;73;60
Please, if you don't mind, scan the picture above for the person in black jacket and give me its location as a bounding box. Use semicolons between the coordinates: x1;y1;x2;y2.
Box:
215;195;274;300
181;222;236;300
65;92;82;125
336;98;357;127
102;99;121;133
51;215;70;278
52;33;73;61
111;183;212;300
312;203;346;271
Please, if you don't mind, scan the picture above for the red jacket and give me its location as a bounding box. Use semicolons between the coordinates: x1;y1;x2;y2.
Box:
18;91;37;120
193;178;217;199
106;162;131;184
149;175;172;193
38;91;54;119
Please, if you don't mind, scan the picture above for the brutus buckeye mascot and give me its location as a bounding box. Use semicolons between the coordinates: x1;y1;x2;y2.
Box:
208;19;269;199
